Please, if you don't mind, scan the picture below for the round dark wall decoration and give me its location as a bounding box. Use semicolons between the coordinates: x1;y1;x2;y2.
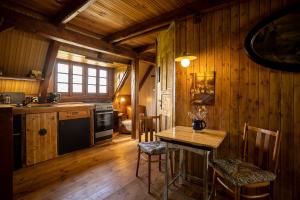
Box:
244;3;300;72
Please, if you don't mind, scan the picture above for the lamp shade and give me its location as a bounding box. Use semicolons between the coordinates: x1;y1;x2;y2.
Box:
175;52;197;67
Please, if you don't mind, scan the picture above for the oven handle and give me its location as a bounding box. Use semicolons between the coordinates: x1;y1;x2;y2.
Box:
95;111;113;114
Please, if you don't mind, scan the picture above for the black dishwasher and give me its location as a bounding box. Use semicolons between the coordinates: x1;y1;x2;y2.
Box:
58;111;90;155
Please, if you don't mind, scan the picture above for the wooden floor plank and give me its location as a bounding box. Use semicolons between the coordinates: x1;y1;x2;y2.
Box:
14;135;231;200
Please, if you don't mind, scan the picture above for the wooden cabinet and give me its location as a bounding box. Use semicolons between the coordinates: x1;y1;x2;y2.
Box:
26;112;57;165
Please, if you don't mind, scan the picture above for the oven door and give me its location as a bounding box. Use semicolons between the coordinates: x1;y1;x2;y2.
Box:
94;111;113;132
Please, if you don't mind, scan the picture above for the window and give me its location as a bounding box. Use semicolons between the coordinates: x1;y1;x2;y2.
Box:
55;60;110;97
88;68;97;93
99;69;107;94
72;65;83;93
57;63;69;93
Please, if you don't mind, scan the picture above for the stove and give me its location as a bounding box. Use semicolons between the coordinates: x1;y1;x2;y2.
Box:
94;102;113;143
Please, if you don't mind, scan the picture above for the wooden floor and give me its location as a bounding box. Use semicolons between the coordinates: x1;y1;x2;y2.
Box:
13;134;230;200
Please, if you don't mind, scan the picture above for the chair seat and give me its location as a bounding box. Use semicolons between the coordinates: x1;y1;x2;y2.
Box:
138;141;166;155
210;159;276;187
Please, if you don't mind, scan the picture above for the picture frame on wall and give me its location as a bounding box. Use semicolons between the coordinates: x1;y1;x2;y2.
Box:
190;71;215;105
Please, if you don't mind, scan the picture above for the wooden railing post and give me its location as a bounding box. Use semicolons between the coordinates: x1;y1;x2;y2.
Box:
131;58;140;139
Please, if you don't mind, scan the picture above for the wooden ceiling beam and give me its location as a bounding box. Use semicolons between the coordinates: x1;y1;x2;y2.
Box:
139;54;156;65
113;24;169;45
139;65;154;91
39;41;61;99
134;43;156;54
105;0;240;43
0;6;137;59
52;0;97;24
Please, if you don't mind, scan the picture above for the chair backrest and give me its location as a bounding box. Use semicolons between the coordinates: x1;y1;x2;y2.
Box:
242;123;281;174
139;114;162;143
126;105;146;119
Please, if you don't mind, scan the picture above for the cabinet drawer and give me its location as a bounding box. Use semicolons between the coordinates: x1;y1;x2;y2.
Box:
59;110;90;120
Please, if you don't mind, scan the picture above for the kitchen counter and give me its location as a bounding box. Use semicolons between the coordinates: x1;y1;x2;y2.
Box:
11;103;95;115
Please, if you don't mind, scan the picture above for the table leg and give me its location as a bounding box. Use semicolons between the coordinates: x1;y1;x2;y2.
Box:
203;151;208;200
179;148;184;184
164;142;169;200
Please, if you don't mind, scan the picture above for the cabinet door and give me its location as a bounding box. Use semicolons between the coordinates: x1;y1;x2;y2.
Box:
26;112;57;165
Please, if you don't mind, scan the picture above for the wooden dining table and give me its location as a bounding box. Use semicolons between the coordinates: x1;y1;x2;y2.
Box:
156;126;227;200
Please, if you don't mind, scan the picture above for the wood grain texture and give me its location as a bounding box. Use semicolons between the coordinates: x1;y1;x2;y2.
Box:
172;0;300;199
13;135;232;200
0;107;13;200
25;112;57;165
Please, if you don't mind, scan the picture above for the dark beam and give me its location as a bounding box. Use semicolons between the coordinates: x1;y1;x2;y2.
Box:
0;19;13;32
0;107;13;200
60;45;131;65
140;54;156;65
139;65;154;91
113;24;169;45
52;0;97;24
112;66;130;101
134;43;156;54
0;6;137;59
39;41;60;99
131;58;140;139
97;53;131;65
105;0;239;43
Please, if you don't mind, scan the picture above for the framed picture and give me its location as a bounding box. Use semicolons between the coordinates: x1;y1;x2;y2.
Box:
190;71;215;105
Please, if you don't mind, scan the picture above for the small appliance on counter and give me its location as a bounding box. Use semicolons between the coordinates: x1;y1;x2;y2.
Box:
47;92;61;103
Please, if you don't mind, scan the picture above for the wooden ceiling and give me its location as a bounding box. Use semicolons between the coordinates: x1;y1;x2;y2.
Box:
1;0;238;59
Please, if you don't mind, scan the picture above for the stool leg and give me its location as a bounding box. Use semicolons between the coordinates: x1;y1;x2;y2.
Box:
148;154;151;194
136;147;141;177
159;154;162;172
211;170;217;200
169;151;174;177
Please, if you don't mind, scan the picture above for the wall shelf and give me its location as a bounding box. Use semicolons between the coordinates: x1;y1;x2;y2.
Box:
0;76;44;82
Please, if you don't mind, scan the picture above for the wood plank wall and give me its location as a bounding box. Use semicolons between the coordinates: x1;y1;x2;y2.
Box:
174;0;300;199
0;28;49;95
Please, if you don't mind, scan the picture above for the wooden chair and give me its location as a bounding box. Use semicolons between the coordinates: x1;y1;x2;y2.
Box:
210;123;281;200
136;114;174;194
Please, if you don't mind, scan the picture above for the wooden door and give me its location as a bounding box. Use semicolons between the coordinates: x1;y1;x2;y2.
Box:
26;112;57;165
156;23;175;129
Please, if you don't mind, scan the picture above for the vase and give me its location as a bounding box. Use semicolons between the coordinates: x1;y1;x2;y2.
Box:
192;120;206;131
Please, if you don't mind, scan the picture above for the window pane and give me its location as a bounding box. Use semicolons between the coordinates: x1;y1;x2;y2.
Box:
73;84;82;93
73;66;82;75
99;85;107;93
99;77;107;85
99;69;107;77
57;63;69;73
57;73;68;83
88;77;96;84
73;75;82;84
88;68;96;76
88;85;96;93
57;83;68;92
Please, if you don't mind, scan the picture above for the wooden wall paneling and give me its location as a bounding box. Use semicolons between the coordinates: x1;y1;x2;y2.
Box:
220;8;231;158
214;10;223;132
293;73;300;199
206;13;215;129
247;0;260;170
238;0;250;157
0;29;49;76
229;4;240;157
0;79;40;95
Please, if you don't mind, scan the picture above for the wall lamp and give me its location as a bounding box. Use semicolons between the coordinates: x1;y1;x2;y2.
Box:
175;52;197;68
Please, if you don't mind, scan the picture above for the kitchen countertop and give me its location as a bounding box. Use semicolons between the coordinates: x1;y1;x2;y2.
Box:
0;103;95;115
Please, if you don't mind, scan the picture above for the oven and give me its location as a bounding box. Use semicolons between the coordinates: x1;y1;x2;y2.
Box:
94;103;113;143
